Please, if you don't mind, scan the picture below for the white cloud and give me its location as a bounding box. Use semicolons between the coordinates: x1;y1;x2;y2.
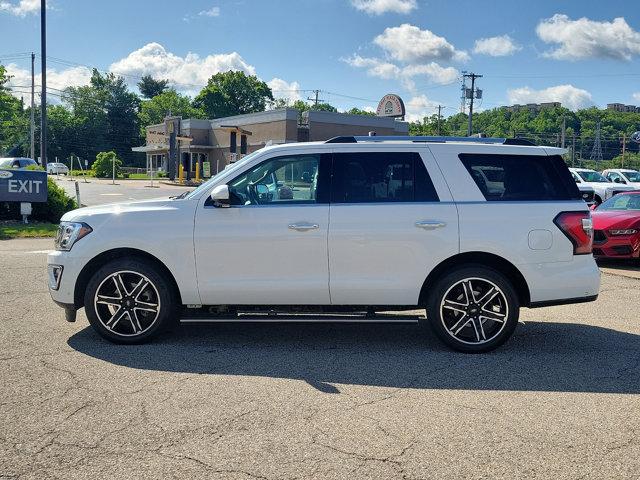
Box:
0;0;42;16
473;35;521;57
198;6;220;17
350;0;416;15
374;24;469;63
342;55;401;79
404;94;439;122
267;78;301;102
343;55;458;93
633;92;640;102
507;84;593;110
401;62;458;85
536;14;640;61
109;42;255;94
5;62;92;101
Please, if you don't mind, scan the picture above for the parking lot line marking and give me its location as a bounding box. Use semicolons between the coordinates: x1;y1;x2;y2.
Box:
100;193;124;196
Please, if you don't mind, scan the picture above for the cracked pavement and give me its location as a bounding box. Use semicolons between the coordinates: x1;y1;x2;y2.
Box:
1;238;639;479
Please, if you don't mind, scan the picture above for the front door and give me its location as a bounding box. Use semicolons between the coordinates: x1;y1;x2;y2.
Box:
194;153;331;305
328;149;459;305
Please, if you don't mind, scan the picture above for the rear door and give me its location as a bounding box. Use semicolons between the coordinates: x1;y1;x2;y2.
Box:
327;147;459;305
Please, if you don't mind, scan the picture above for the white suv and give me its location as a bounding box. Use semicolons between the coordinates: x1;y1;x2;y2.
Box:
48;136;600;352
570;167;635;204
602;168;640;189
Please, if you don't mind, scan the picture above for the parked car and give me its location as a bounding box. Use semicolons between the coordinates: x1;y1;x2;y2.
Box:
48;136;600;353
602;168;640;189
569;167;635;204
577;184;596;206
46;162;70;175
0;157;38;170
591;191;640;261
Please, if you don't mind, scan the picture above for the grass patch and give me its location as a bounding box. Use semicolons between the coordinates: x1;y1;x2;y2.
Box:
0;222;58;239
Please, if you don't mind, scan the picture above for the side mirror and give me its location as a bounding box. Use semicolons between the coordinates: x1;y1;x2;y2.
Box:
614;177;622;183
210;184;230;207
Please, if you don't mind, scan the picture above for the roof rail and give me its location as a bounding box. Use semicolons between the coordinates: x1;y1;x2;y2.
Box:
325;135;535;146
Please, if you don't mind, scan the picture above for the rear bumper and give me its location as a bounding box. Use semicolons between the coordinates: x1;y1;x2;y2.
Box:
519;255;601;305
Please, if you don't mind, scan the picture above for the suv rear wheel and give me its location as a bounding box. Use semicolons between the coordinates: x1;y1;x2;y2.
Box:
84;258;177;344
424;266;519;353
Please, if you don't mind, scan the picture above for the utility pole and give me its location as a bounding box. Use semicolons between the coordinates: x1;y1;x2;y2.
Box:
572;133;576;166
463;72;482;136
40;0;47;167
30;52;35;160
436;105;442;135
621;133;626;168
590;121;603;162
460;71;467;114
307;90;323;109
561;116;566;149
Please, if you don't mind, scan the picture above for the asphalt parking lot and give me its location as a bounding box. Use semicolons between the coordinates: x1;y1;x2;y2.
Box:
1;238;639;479
51;176;191;206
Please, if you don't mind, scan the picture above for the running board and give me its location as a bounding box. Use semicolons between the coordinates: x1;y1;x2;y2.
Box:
180;313;423;324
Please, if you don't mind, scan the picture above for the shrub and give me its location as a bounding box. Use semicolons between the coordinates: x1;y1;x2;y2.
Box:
0;178;76;223
93;151;123;178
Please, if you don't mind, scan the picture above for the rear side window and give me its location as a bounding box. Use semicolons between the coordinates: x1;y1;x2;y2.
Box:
331;152;439;203
459;154;581;201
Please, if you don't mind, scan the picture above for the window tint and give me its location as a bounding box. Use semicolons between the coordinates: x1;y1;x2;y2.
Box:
228;154;328;206
460;154;581;201
331;152;438;203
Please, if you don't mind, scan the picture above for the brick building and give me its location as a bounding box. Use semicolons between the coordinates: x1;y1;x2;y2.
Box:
133;108;409;179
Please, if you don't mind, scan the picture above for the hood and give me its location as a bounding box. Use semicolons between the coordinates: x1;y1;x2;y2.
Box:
61;197;179;224
592;210;640;230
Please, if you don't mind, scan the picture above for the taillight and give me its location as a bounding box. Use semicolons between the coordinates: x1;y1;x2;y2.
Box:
554;211;593;255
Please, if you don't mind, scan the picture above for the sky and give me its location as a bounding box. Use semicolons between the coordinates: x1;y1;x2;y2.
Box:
2;0;640;121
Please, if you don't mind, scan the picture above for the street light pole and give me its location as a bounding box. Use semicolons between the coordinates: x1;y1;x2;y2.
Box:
40;0;47;167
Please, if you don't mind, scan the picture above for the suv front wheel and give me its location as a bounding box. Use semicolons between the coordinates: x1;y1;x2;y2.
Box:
84;258;177;343
425;266;520;353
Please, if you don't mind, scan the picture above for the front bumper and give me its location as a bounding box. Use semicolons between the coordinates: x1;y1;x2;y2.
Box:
592;233;640;259
47;250;89;307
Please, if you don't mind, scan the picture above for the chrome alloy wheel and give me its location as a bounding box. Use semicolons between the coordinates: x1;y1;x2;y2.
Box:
439;277;508;345
93;271;161;337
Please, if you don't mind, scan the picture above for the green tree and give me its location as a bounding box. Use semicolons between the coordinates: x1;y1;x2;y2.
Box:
65;69;141;164
344;107;376;116
137;75;170;99
0;64;28;156
92;151;122;178
138;90;205;131
193;71;274;118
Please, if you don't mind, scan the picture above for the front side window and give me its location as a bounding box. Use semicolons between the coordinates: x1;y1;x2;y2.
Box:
460;154;581;201
228;154;325;206
331;152;438;203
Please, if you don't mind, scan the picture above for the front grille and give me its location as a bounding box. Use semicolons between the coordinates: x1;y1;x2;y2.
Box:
593;230;607;243
581;190;595;202
612;245;633;255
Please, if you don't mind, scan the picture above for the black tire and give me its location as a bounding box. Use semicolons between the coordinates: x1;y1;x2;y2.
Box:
423;265;519;353
84;257;178;344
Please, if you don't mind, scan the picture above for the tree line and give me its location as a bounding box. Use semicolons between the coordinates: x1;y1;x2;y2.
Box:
3;62;640;168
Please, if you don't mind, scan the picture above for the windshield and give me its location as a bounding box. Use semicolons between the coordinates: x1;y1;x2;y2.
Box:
598;193;640;211
577;170;609;183
183;149;264;200
622;171;640;182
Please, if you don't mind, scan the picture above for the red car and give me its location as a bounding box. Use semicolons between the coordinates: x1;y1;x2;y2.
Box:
591;191;640;260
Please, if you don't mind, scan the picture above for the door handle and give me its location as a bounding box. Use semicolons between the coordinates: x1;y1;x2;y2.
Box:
288;223;319;231
415;220;447;230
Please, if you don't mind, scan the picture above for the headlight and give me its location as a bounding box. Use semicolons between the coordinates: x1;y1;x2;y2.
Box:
609;229;638;236
54;222;92;251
